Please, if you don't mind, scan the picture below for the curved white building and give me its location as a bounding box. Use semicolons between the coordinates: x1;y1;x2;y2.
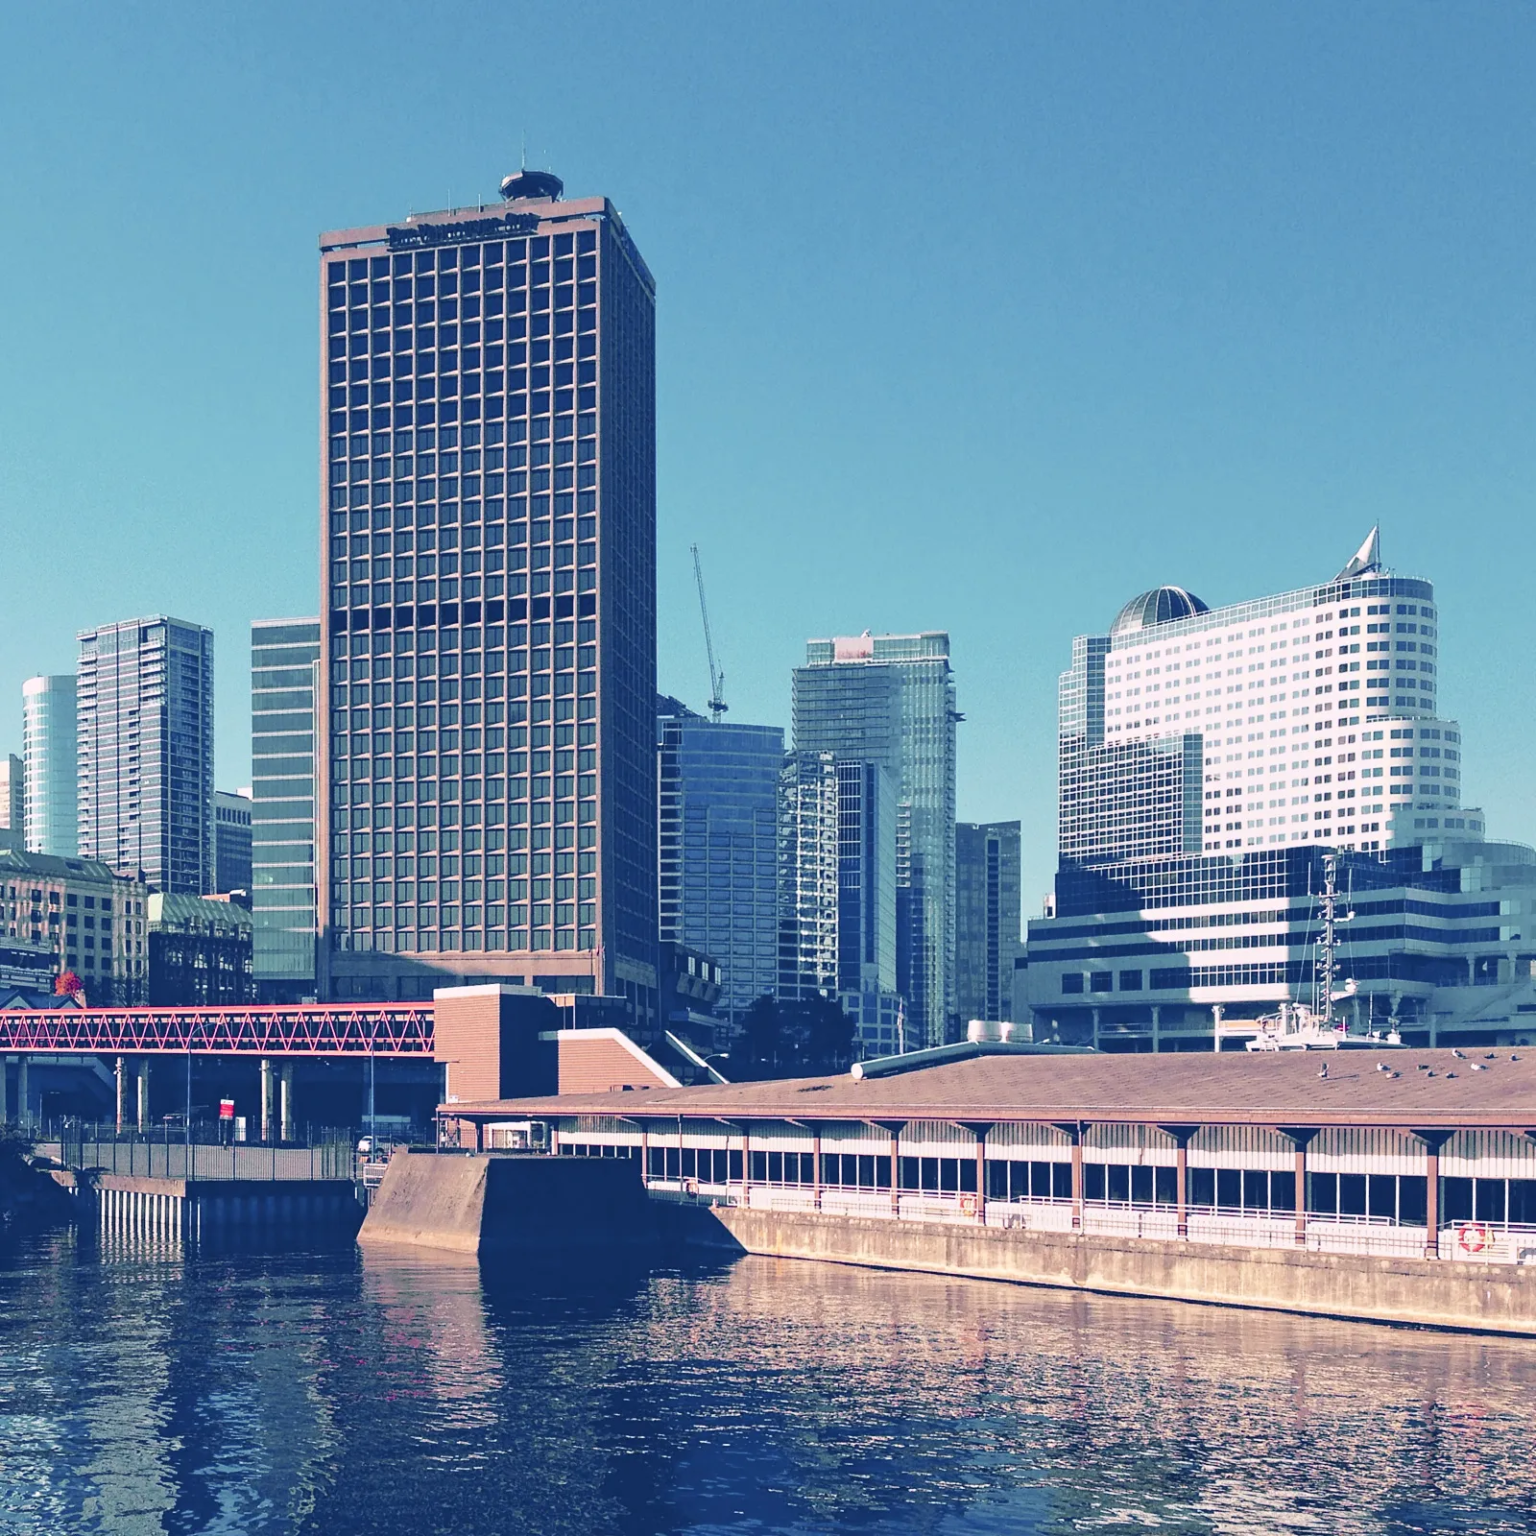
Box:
21;675;77;857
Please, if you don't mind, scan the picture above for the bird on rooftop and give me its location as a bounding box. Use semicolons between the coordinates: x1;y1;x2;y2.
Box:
1376;1062;1390;1072
1471;1063;1487;1071
1452;1048;1466;1058
1318;1063;1330;1079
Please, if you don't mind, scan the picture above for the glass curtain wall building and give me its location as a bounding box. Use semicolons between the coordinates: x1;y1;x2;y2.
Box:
955;820;1022;1024
657;701;783;1027
793;633;957;1047
77;618;214;894
317;169;658;1020
212;790;253;893
251;619;320;999
1025;532;1522;1051
22;675;78;857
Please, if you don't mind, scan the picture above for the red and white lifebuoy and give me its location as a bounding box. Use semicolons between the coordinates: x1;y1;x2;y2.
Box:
1457;1221;1490;1254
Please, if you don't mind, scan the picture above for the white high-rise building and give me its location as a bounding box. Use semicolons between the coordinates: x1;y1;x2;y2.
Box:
1058;528;1481;865
22;675;78;858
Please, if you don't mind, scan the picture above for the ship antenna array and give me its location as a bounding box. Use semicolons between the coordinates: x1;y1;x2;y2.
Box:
691;543;728;723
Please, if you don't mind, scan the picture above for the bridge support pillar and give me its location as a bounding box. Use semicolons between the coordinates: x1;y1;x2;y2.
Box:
0;1056;9;1125
18;1056;30;1130
260;1058;274;1144
135;1058;151;1131
115;1056;128;1132
279;1063;294;1143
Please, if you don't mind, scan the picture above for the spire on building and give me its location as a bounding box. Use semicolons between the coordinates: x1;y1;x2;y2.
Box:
1334;526;1382;581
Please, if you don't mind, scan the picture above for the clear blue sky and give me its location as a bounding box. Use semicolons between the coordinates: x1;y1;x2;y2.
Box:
1;3;1531;908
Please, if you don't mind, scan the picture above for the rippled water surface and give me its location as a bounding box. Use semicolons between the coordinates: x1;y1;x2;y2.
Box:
2;1231;1535;1534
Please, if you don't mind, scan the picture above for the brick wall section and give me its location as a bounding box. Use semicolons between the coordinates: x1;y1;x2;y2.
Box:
432;988;506;1102
558;1034;675;1095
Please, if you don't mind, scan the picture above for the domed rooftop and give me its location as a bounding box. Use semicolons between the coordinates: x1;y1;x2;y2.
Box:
500;169;564;203
1110;585;1210;636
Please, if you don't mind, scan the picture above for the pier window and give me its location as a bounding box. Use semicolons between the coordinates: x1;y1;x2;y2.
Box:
986;1159;1073;1202
748;1150;815;1185
1305;1172;1428;1225
820;1153;887;1190
897;1157;977;1195
1083;1163;1177;1206
1442;1178;1536;1226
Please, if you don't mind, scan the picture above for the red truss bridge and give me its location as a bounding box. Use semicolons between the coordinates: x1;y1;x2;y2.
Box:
0;1004;434;1057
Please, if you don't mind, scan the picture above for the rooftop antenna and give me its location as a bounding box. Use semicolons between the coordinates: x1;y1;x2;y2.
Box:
691;544;728;723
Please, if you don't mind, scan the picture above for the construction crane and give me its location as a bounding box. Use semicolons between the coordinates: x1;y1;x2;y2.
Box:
691;543;728;722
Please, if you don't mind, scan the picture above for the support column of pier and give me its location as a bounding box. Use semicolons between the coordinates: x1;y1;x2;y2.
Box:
279;1063;294;1143
1280;1128;1319;1248
260;1058;274;1144
875;1121;905;1218
1416;1129;1453;1260
811;1128;822;1211
115;1056;128;1132
961;1122;992;1226
738;1125;749;1206
1057;1121;1085;1231
135;1058;151;1131
1160;1125;1197;1239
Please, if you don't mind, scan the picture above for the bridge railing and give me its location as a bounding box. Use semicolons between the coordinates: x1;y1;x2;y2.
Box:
0;1003;433;1056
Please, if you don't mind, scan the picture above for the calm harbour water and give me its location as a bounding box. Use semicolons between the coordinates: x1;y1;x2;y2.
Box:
1;1232;1535;1535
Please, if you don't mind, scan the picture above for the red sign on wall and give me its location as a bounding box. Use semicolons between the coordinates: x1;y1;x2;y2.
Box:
219;1098;235;1121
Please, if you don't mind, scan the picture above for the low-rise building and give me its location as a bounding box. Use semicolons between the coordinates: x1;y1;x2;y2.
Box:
147;892;254;1006
0;849;147;1002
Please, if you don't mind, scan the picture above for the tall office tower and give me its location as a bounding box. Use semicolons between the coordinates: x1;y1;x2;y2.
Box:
955;820;1022;1024
212;789;254;893
22;675;77;856
1026;531;1513;1052
251;619;321;1000
657;699;783;1026
77;618;215;894
0;755;22;839
793;633;957;1047
318;169;658;1018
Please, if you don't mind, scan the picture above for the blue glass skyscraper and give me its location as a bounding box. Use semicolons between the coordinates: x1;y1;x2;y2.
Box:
657;703;783;1025
792;633;957;1048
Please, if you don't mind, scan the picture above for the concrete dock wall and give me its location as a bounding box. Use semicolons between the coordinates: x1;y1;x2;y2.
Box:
58;1170;361;1240
358;1151;657;1256
688;1206;1536;1337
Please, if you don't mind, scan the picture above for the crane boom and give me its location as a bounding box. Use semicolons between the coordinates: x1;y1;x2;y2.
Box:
691;543;728;722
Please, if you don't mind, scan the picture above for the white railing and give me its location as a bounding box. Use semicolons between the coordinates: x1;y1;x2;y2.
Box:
638;1177;1536;1265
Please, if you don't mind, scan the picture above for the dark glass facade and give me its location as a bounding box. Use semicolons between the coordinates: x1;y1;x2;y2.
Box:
77;617;214;895
251;619;320;999
955;821;1022;1023
316;177;657;1018
656;707;783;1025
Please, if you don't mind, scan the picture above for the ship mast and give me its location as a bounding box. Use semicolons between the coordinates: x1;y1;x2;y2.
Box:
1316;852;1339;1026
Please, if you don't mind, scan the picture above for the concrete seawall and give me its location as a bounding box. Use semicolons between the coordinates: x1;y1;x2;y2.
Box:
359;1151;657;1256
684;1206;1536;1337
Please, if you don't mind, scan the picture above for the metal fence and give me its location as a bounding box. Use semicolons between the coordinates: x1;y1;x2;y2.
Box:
38;1134;353;1183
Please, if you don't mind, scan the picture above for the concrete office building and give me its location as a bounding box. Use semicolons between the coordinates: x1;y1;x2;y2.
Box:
317;168;658;1026
1026;532;1536;1050
793;633;957;1048
251;618;321;1001
657;699;783;1027
77;618;215;895
22;675;77;857
956;820;1023;1026
213;790;253;893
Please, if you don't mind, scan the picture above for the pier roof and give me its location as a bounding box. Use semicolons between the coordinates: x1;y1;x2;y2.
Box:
455;1046;1536;1132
